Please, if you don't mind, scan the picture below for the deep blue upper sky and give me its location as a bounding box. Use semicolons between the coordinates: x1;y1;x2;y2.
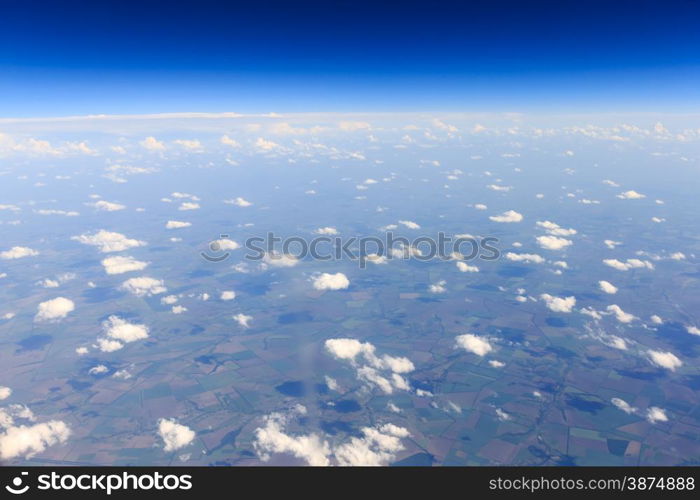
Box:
1;0;699;116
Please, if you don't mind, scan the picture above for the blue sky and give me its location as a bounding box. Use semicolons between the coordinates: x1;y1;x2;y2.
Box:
1;0;699;116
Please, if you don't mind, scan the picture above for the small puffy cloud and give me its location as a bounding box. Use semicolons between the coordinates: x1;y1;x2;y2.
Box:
325;338;414;394
645;407;668;424
606;304;635;323
113;369;132;380
101;255;149;275
263;252;299;268
474;203;488;210
140;136;166;151
220;290;236;301
495;408;511;422
120;277;167;297
171;192;199;200
428;280;447;293
312;272;350;291
324;376;339;391
315;227;338;235
650;315;663;325
161;295;178;305
1;246;39;259
0;387;11;400
220;135;241;147
211;238;240;251
92;200;125;212
536;221;577;236
608;337;630;354
455;334;493;356
505;252;545;264
456;262;479;272
489;360;505;368
102;315;149;343
88;365;108;375
686;325;700;336
158;418;195;452
253;405;330;466
603;258;654;271
72;230;145;253
96;338;124;352
604;240;622;249
540;294;576;313
334;423;410;466
233;313;252;328
173;139;203;151
598;281;618;294
171;305;187;314
224;197;252;207
35;209;80;216
489;210;523;223
254;137;280;151
325;338;368;361
0;419;71;460
647;349;682;371
611;398;637;415
580;306;603;319
35;297;75;322
178;202;200;211
617;190;646;199
536;235;572;250
165;220;191;229
398;220;420;229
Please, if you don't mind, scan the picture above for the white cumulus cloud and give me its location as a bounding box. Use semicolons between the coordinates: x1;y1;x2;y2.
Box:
253;404;410;466
35;297;75;322
165;220;191;229
598;281;618;294
606;304;636;323
536;235;572;250
224;197;252;207
233;313;252;328
101;255;149;275
505;252;545;264
540;294;576;313
72;230;145;253
647;349;682;371
617;190;646;199
455;334;493;356
325;338;414;394
312;273;350;291
603;258;654;271
158;418;195;452
92;200;126;212
120;277;167;297
489;210;523;223
1;246;39;259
